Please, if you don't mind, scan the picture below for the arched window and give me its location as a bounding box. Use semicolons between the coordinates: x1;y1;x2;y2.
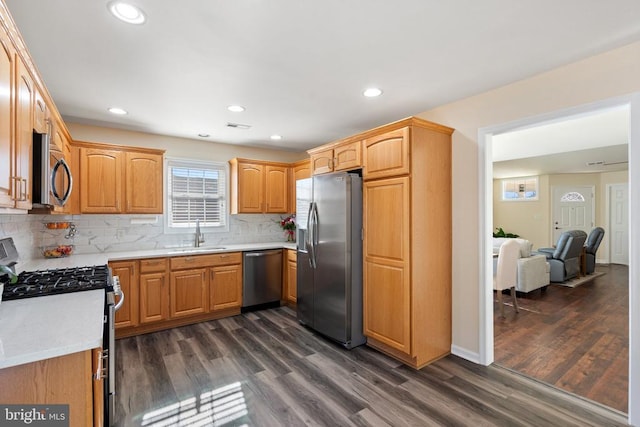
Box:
560;192;585;202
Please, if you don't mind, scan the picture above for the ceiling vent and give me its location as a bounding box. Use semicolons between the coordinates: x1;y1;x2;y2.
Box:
226;122;251;130
586;160;628;166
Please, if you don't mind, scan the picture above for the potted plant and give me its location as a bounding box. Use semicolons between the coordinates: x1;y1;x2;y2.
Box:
280;214;296;242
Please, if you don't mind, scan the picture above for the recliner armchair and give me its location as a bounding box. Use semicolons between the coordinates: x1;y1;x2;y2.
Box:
537;230;588;282
585;227;605;274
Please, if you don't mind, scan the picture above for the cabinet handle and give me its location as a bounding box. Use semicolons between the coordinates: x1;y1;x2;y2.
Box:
94;349;108;380
329;158;334;170
10;177;19;201
210;270;215;281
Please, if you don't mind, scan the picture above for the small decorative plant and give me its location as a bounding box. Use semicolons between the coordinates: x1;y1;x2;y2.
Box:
280;214;296;242
0;264;18;284
493;227;520;238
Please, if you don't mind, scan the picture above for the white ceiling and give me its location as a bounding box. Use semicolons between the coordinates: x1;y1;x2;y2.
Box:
493;106;630;178
6;1;640;152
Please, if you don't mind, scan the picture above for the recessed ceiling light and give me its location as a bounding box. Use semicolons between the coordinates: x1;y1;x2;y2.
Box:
108;1;146;25
227;105;245;113
108;107;128;115
270;135;283;140
363;87;383;97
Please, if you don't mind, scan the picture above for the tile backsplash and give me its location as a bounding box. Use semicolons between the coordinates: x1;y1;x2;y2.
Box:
0;213;290;264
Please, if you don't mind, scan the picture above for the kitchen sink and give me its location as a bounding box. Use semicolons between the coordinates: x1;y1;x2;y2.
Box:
167;246;227;254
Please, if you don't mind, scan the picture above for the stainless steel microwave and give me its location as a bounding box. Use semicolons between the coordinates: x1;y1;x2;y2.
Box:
32;125;73;208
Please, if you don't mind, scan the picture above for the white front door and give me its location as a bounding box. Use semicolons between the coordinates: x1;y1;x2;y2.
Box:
551;185;594;243
609;183;629;265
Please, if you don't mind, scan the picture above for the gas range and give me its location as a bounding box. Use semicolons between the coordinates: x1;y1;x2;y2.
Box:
3;264;112;301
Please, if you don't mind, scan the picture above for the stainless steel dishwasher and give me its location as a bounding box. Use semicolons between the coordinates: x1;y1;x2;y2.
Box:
242;249;282;310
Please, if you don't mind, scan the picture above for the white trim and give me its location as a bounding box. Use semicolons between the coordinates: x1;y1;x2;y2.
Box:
478;94;638;424
451;345;481;364
628;92;639;426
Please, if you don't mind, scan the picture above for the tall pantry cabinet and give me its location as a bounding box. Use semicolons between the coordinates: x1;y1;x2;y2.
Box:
362;117;453;369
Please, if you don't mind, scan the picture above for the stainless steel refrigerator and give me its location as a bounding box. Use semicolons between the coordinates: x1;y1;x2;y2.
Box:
296;172;366;349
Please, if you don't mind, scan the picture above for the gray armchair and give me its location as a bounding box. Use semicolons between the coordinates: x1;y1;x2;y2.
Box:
585;227;605;274
537;230;588;282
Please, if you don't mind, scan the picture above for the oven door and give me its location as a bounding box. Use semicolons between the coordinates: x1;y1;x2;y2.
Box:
50;149;73;207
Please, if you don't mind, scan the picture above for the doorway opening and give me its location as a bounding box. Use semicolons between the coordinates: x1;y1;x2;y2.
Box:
478;95;638;422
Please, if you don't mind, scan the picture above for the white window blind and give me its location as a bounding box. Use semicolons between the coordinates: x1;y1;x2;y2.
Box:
167;159;227;228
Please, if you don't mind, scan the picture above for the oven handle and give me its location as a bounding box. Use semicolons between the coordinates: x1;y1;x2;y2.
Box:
113;276;125;311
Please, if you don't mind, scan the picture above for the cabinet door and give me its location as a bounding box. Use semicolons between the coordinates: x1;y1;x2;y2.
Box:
80;147;123;213
125;151;163;213
140;272;169;323
33;87;47;135
0;32;14;208
310;148;334;175
110;260;139;329
170;268;208;317
334;140;361;171
363;127;410;180
14;57;33;210
363;177;411;354
264;164;288;213
289;160;310;213
209;264;242;311
286;252;297;303
237;162;264;213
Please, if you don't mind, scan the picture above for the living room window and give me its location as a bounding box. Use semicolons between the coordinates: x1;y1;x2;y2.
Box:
166;158;228;231
501;176;539;201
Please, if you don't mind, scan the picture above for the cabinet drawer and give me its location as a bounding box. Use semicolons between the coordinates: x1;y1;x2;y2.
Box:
140;258;167;273
170;252;242;270
287;249;296;262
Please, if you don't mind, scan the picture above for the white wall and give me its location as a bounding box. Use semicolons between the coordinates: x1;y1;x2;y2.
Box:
417;40;640;359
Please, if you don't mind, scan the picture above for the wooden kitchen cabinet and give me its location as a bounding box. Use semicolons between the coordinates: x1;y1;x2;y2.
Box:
0;350;98;427
110;260;139;329
363;127;410;180
284;249;297;303
289;159;311;213
80;147;123;213
125;151;163;213
170;268;208;318
139;258;169;324
13;56;33;210
33;86;48;134
0;29;15;208
209;264;242;311
76;141;164;214
308;140;362;175
229;158;289;214
361;117;453;369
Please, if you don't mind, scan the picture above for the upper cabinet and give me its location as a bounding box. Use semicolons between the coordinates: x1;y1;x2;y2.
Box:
229;158;289;214
308;139;362;175
0;29;16;208
76;141;164;214
289;159;310;213
363;127;410;180
0;2;74;213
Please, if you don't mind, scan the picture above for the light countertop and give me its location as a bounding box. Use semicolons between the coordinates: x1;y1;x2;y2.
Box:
2;241;297;370
0;290;104;369
18;242;298;272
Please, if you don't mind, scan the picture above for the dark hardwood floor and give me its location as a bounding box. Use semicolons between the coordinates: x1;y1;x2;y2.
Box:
494;263;629;413
115;305;628;426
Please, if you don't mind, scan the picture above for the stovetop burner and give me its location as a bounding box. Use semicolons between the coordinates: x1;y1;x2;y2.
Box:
2;265;112;301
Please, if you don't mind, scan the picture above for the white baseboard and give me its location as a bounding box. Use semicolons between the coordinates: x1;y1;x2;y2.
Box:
451;345;482;364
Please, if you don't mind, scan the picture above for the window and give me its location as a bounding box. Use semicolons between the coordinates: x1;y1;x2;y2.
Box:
560;191;585;202
501;176;539;201
166;158;228;230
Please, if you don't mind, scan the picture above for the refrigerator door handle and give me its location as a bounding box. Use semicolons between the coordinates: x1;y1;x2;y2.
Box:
310;202;319;269
306;202;315;268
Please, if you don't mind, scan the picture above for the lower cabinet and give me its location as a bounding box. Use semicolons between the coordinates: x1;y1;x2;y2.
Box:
209;264;242;311
170;268;208;318
284;249;297;303
0;349;101;427
139;258;169;324
110;260;138;328
114;252;243;337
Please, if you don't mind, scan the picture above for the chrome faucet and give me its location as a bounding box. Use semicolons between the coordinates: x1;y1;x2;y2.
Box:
195;219;205;247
